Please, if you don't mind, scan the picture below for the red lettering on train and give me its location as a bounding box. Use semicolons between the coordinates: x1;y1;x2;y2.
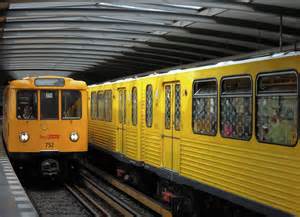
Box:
40;134;60;139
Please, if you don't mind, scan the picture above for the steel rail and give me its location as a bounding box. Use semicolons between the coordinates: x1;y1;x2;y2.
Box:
80;172;139;217
82;163;173;217
64;183;107;217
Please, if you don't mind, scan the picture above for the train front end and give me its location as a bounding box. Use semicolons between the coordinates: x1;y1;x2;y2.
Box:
3;76;88;177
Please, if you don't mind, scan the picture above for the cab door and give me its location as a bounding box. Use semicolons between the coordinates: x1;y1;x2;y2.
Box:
117;88;126;154
162;82;181;171
39;89;60;151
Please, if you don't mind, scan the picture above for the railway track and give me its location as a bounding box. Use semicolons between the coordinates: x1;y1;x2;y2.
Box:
65;183;110;217
65;169;146;217
80;162;172;217
21;162;159;217
24;182;92;217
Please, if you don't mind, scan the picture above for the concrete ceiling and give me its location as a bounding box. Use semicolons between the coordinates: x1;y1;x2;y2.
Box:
1;0;300;84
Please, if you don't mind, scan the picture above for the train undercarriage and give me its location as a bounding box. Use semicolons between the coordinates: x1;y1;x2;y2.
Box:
8;152;83;180
88;146;265;217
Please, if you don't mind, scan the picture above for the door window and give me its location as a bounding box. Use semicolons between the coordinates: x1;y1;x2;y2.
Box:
146;85;153;128
165;85;171;129
132;87;138;126
119;90;126;124
40;90;58;120
174;84;181;131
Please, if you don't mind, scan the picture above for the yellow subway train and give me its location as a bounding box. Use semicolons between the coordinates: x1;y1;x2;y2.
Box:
3;76;88;177
88;52;300;217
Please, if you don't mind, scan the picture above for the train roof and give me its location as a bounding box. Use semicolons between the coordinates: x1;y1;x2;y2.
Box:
89;51;300;87
8;75;87;89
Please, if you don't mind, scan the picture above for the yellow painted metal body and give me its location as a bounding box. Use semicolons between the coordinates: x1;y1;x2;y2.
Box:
3;76;88;154
88;55;300;216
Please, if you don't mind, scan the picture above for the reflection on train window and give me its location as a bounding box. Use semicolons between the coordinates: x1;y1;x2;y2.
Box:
256;72;298;146
146;85;153;128
104;90;112;122
40;90;59;120
132;87;137;126
97;91;105;120
62;90;82;119
221;76;252;140
17;90;37;120
91;92;97;120
192;79;217;135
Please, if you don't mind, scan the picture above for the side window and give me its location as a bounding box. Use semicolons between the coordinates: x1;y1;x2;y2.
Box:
97;91;104;120
105;90;112;122
91;92;97;120
221;76;252;140
192;79;217;135
132;87;137;126
146;84;153;128
256;71;298;146
17;90;38;120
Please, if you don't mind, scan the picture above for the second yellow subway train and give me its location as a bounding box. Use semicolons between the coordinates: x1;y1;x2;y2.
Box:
88;52;300;217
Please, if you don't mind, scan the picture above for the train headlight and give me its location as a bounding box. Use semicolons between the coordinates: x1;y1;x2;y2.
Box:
69;132;79;142
19;132;30;143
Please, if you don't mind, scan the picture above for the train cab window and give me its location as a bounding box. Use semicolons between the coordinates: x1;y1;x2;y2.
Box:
132;87;137;126
104;90;112;122
146;85;153;128
256;71;298;146
40;90;59;120
192;79;217;135
91;92;97;120
97;91;105;120
16;90;37;120
221;76;252;140
62;90;82;119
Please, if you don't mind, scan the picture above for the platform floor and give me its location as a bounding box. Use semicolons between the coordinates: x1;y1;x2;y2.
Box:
0;135;38;217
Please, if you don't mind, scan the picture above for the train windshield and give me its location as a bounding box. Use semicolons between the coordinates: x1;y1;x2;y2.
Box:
16;90;38;120
62;90;82;119
40;90;59;120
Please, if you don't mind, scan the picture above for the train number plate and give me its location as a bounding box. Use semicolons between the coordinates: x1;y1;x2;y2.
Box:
45;142;55;149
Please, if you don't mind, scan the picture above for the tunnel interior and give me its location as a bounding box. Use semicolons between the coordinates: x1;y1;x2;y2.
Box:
0;0;300;87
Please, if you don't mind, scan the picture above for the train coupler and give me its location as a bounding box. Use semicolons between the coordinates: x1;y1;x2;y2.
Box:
41;159;60;176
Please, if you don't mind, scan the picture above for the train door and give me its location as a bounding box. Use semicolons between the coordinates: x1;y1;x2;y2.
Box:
39;89;60;150
117;88;126;154
162;82;181;171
